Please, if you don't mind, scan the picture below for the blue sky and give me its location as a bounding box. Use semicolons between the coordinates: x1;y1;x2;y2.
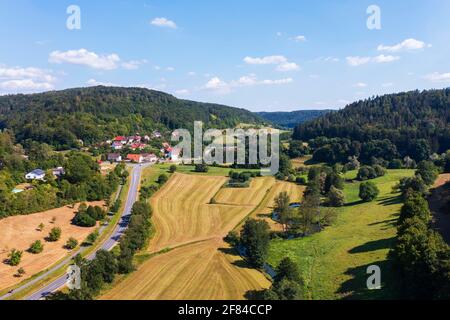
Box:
1;0;449;111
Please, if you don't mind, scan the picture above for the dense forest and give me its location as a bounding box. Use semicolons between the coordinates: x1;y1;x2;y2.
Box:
293;89;450;162
0;86;265;149
257;110;332;128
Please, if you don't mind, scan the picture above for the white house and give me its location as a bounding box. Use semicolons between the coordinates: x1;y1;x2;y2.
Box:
25;169;46;180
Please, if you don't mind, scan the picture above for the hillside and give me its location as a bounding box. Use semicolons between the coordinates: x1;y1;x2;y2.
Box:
257;110;332;128
293;89;450;158
0;86;265;149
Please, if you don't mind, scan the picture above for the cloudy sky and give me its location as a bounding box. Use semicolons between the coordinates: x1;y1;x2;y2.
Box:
1;0;450;111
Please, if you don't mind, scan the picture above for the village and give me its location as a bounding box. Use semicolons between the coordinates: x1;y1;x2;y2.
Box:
19;130;181;192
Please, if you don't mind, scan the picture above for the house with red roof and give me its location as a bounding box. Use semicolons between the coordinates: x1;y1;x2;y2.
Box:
127;154;143;163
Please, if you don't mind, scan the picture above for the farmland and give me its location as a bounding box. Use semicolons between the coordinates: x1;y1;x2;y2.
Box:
102;172;282;299
267;169;415;300
0;202;103;291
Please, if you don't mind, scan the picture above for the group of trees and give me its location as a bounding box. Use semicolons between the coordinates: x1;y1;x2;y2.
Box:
48;200;153;300
0;86;264;150
73;204;106;227
294;89;450;162
391;191;450;299
394;160;440;199
117;201;153;274
356;165;386;181
0;143;124;218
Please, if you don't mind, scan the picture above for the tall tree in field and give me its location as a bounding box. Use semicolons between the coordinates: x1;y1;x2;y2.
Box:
240;219;270;268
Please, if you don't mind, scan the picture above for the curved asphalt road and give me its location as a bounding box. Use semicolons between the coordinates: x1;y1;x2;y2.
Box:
0;164;147;300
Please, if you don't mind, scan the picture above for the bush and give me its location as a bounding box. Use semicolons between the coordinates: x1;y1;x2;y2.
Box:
194;164;209;173
157;174;169;185
8;249;23;266
327;186;345;207
224;231;240;247
389;159;403;169
295;176;306;185
65;237;79;250
47;227;62;242
169;165;177;173
73;212;96;227
29;240;44;254
86;230;99;244
359;182;379;202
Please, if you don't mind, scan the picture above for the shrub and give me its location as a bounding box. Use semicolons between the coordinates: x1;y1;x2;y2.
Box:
73;212;96;227
194;164;209;173
47;227;62;242
29;240;44;254
295;176;306;185
65;237;79;250
359;182;379;202
157;174;169;185
327;186;345;207
8;249;23;266
169;165;177;173
86;230;99;244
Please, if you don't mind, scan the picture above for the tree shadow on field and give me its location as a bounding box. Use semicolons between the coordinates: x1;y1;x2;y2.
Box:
344;200;365;207
348;237;395;254
336;259;401;300
378;195;402;206
218;247;240;257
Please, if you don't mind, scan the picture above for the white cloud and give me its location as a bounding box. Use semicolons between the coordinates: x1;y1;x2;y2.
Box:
154;65;161;70
122;59;148;70
166;67;175;71
205;77;229;89
188;71;196;76
244;55;299;72
276;32;283;37
346;56;371;66
243;55;287;65
309;74;320;79
49;49;120;70
151;17;177;29
310;56;340;63
86;79;117;87
291;35;306;42
377;38;430;52
0;66;55;82
203;74;293;94
0;79;54;91
353;82;367;88
424;72;450;83
373;54;400;63
346;55;399;66
0;65;56;93
382;82;394;87
276;62;300;72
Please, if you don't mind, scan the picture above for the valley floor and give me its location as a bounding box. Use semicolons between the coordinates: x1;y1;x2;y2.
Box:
267;169;414;300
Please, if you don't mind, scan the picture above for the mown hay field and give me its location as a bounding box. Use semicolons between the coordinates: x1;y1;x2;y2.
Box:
103;173;277;300
0;202;102;291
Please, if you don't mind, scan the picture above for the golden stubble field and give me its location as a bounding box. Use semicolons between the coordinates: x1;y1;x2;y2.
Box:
103;173;283;300
0;202;102;291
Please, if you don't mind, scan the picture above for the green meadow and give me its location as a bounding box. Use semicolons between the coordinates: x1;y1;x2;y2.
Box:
267;169;415;300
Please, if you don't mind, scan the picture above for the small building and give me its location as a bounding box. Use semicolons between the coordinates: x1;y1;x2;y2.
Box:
108;153;122;162
142;153;158;163
25;169;46;181
152;131;162;139
52;167;65;178
127;154;143;163
112;141;123;150
130;143;147;151
114;136;128;145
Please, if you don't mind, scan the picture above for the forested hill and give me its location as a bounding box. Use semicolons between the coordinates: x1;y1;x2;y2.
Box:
257;110;332;128
293;89;450;158
0;86;265;149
